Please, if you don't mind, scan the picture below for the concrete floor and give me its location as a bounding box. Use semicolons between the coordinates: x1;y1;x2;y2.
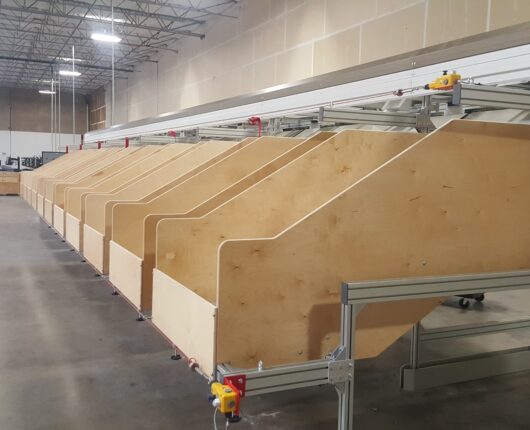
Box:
0;196;529;430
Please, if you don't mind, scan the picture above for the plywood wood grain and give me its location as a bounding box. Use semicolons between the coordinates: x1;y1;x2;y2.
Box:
214;120;530;369
152;269;217;376
111;136;319;310
155;130;419;303
66;144;192;221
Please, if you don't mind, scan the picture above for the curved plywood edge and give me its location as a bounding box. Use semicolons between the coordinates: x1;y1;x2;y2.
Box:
112;136;305;257
53;205;65;236
81;144;198;231
25;151;82;192
86;141;237;235
36;150;109;196
152;269;217;377
35;150;104;199
155;130;420;304
45;148;124;203
64;145;164;217
137;133;336;311
215;120;530;369
67;145;187;220
54;147;141;208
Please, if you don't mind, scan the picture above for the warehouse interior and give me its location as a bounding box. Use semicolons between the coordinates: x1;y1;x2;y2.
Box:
1;1;530;429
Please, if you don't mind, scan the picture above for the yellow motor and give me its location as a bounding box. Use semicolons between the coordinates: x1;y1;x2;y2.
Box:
210;382;238;414
425;70;461;90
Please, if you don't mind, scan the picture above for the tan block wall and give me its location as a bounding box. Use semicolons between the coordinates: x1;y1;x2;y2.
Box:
111;0;530;124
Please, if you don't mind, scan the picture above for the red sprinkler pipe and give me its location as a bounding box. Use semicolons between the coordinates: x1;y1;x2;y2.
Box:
248;116;262;137
125;137;129;148
65;145;69;153
97;141;102;149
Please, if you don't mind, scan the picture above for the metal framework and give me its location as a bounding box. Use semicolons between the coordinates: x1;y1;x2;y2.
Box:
0;0;238;92
218;270;530;430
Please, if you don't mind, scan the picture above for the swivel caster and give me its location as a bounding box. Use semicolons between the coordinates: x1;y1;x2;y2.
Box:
136;315;145;322
475;294;485;302
111;290;119;296
458;298;470;309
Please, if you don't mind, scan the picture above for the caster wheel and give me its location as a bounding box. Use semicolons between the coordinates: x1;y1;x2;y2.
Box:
111;291;119;296
459;298;470;309
136;316;144;322
475;294;485;302
171;354;182;361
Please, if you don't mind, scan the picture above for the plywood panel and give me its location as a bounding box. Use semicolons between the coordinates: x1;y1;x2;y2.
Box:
85;141;237;235
53;147;142;209
215;120;530;370
155;130;420;303
83;224;106;273
53;205;65;236
109;241;143;309
116;133;333;311
85;141;238;272
36;150;108;196
64;145;164;217
67;144;194;221
152;269;217;376
65;213;81;251
44;199;53;224
45;148;124;204
113;136;304;257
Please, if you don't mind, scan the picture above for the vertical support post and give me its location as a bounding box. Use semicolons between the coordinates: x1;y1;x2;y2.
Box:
58;72;61;150
111;0;115;127
410;323;421;369
72;45;76;149
337;301;356;430
125;137;129;148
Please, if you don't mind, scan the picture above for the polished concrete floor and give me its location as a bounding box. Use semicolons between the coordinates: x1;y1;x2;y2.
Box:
0;196;529;430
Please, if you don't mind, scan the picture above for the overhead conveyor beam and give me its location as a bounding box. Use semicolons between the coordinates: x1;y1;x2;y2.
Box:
319;107;419;127
84;25;530;143
452;82;530;110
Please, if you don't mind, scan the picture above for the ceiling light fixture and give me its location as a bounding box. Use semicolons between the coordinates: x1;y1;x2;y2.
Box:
39;90;56;94
60;57;85;62
59;70;81;77
85;14;127;23
91;33;121;43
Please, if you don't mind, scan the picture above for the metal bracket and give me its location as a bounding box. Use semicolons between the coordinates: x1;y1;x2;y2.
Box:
328;359;354;386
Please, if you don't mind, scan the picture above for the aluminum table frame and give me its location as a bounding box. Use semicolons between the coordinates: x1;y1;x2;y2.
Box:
217;269;530;430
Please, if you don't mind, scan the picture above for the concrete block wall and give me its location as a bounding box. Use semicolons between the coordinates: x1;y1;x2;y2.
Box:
110;0;530;124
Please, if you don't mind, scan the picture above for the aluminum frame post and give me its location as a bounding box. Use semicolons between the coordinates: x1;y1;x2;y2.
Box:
336;300;358;429
410;323;421;369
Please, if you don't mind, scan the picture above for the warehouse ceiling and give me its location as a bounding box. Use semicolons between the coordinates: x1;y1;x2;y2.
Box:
0;0;237;93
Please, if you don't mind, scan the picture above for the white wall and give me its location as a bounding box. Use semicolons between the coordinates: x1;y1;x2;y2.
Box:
107;0;530;125
0;131;81;161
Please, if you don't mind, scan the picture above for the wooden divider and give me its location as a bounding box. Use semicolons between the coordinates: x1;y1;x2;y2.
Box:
109;135;317;310
36;149;112;217
190;120;530;376
152;129;422;375
63;144;193;251
53;146;157;236
83;141;238;273
45;149;131;225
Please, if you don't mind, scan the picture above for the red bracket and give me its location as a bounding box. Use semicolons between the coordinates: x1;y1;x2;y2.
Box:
224;374;246;417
